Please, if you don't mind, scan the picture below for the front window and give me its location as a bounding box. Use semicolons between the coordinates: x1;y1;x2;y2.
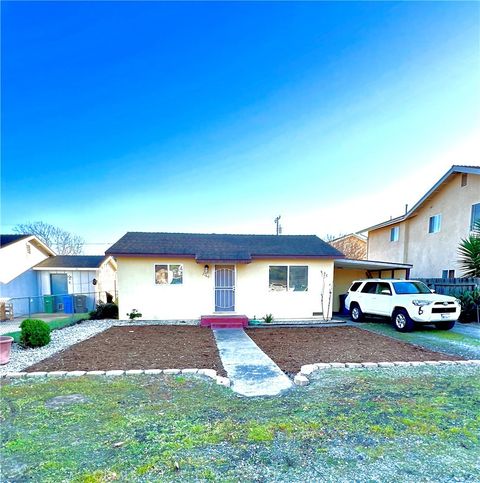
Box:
155;264;183;285
393;281;431;294
429;214;441;233
471;203;480;230
390;226;399;242
269;266;308;291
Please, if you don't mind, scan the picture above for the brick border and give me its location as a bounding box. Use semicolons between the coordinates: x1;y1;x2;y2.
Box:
1;368;231;388
293;360;480;386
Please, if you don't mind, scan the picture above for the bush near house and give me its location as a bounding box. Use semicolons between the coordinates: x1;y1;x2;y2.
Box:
457;289;480;323
89;302;119;320
20;319;51;348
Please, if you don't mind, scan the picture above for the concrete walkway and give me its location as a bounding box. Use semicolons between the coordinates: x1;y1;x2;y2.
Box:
213;329;292;397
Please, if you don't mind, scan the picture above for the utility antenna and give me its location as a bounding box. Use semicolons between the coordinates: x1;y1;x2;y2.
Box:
274;215;282;235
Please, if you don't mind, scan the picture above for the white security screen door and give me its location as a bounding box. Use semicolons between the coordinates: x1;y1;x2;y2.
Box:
215;265;235;312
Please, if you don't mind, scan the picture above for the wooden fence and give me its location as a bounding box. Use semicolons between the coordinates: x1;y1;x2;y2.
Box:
417;278;480;296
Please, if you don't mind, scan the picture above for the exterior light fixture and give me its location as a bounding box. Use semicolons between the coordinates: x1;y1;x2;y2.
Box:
203;265;210;277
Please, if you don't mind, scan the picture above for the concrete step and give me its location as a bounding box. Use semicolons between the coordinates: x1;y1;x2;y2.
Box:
201;315;249;328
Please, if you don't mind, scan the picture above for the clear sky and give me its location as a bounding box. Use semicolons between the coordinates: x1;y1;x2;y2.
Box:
1;1;479;254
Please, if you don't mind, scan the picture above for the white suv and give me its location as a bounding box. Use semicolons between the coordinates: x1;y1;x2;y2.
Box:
345;279;461;332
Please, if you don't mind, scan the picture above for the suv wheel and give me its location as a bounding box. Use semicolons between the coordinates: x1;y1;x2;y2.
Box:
350;303;365;322
434;320;455;330
392;308;415;332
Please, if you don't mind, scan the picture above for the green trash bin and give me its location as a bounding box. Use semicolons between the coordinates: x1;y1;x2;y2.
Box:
43;295;55;313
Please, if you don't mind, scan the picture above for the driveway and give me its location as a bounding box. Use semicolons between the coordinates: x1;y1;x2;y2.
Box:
348;318;480;360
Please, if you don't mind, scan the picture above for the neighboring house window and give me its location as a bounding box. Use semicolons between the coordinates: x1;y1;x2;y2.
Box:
269;266;308;291
471;203;480;230
154;264;183;284
390;226;399;242
442;269;455;279
428;214;441;233
461;173;468;187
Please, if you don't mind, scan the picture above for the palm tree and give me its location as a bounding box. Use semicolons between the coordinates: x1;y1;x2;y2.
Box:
458;220;480;277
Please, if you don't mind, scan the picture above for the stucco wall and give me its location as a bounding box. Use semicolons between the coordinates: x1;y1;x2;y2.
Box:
368;173;480;278
367;222;405;265
116;256;335;320
332;268;367;312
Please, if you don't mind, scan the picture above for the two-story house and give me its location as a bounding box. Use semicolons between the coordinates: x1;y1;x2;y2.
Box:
362;165;480;278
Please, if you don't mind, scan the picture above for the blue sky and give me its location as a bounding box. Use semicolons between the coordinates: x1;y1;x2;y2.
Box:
1;1;479;252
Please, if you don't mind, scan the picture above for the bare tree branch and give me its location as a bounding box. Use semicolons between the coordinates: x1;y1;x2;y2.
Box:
13;221;84;255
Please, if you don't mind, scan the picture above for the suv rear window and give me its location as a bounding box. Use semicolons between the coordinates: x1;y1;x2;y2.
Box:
349;282;362;292
361;282;377;294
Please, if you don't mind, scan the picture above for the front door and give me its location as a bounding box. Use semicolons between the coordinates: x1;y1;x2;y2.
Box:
215;265;235;312
50;274;68;311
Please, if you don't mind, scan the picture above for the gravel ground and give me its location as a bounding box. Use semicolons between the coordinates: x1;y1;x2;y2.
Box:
0;319;114;374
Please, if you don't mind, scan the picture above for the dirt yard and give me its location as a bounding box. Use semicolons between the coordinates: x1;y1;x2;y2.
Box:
247;326;460;373
27;326;226;375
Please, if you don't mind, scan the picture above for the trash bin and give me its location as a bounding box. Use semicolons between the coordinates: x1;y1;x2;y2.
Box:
63;295;74;314
339;294;349;316
43;295;55;313
74;295;87;313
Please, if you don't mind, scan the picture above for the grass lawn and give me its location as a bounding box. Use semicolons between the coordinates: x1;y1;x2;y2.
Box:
1;366;479;482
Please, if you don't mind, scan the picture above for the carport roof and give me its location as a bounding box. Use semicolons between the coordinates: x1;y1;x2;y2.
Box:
334;259;412;271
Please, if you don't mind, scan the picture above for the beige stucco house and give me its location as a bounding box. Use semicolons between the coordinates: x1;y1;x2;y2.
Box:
362;165;480;278
106;232;410;320
106;232;346;321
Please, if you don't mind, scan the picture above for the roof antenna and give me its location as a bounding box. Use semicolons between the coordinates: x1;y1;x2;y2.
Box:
405;203;408;214
274;215;282;235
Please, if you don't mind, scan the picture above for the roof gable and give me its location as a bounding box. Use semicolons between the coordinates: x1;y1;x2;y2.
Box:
106;232;344;261
362;165;480;232
0;234;31;248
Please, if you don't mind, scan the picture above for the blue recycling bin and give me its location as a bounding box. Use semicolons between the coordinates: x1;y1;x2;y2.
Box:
62;295;74;314
339;294;349;316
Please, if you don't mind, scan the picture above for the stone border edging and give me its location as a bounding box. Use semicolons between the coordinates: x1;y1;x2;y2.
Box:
1;368;231;388
293;359;480;386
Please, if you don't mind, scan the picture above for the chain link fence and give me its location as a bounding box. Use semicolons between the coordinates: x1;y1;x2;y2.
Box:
0;290;117;321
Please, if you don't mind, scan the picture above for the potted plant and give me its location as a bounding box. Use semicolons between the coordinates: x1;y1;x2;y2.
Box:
0;336;14;364
249;315;261;326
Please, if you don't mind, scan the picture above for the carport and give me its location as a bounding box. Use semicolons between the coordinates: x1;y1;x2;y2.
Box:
332;259;413;313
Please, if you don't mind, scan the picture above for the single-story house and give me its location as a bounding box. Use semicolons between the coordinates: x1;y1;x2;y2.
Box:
33;255;117;313
106;232;410;321
0;233;117;318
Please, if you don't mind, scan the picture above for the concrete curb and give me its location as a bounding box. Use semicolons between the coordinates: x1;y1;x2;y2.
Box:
1;368;230;387
294;359;480;386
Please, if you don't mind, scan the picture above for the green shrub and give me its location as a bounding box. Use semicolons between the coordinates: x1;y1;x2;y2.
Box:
89;302;119;320
127;309;142;320
20;319;51;348
263;313;274;324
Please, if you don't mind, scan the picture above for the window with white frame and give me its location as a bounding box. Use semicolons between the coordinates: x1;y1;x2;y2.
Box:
428;214;441;233
390;226;399;242
154;264;183;285
269;266;308;292
471;203;480;230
